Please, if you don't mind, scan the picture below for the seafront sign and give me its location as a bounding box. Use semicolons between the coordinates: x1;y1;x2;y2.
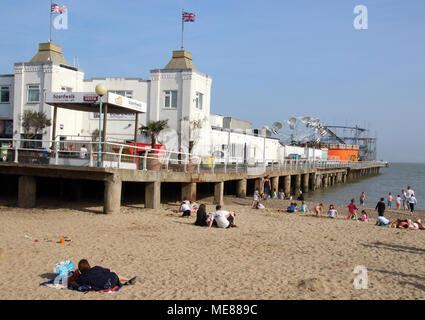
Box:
45;92;147;114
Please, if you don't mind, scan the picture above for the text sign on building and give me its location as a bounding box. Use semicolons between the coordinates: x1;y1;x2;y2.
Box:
107;92;146;113
45;92;99;103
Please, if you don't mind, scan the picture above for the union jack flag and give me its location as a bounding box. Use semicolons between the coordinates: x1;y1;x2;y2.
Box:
182;11;195;22
51;3;67;14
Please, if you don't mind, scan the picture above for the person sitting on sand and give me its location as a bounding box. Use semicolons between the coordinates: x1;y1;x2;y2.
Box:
194;204;209;227
287;202;295;213
328;205;338;219
359;210;369;222
278;189;285;200
252;189;260;208
179;200;192;218
294;202;300;212
69;259;136;291
190;201;199;212
272;189;278;199
300;201;307;213
297;191;304;201
255;200;265;209
314;203;323;217
208;205;237;228
348;199;358;220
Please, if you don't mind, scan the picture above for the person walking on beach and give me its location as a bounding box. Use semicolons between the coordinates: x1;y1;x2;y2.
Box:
263;175;271;199
208;205;237;228
408;194;417;215
348;199;358;220
387;192;393;208
402;189;408;210
314;203;323;217
396;195;402;210
375;198;386;217
328;205;338;219
360;192;366;206
407;186;415;198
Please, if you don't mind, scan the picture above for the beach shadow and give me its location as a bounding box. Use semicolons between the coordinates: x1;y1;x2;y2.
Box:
39;273;57;280
361;242;425;255
399;281;425;292
369;269;425;282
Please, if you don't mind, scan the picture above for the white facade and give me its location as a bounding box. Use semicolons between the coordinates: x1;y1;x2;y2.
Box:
0;42;322;163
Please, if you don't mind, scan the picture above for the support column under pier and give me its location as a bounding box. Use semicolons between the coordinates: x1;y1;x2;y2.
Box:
236;179;247;198
294;174;301;194
283;176;291;197
181;182;197;202
271;176;279;195
302;174;309;193
145;181;161;209
18;176;36;208
214;181;224;205
255;178;263;194
104;179;122;214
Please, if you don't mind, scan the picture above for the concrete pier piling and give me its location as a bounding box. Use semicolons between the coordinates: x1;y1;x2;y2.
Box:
104;179;122;214
181;182;197;202
236;179;247;198
302;174;309;193
283;175;291;196
18;176;36;208
145;181;161;209
214;181;224;205
271;176;279;194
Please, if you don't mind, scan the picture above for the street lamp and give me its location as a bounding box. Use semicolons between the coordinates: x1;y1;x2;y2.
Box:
95;83;107;167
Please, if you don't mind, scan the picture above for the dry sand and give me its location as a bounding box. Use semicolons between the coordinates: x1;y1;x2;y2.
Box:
0;196;425;300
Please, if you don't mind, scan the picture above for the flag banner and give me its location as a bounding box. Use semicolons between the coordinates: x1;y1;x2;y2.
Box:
51;3;67;14
182;11;195;22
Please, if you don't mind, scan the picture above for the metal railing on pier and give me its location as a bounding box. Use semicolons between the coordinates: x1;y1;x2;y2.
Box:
0;138;387;175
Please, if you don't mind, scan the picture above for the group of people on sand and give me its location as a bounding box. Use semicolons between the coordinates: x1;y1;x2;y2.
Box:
359;186;418;214
176;201;238;229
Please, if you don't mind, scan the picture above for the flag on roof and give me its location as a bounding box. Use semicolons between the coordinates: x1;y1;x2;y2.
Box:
182;11;195;22
51;3;67;14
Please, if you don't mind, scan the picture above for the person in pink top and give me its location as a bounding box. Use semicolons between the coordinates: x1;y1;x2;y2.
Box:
347;198;358;220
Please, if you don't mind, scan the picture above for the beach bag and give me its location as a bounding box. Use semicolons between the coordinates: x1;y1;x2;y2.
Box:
54;260;74;276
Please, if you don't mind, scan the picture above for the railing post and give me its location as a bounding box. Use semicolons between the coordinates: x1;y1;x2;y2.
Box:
143;152;148;171
166;151;170;171
55;141;59;165
235;159;238;173
89;147;93;167
117;145;123;169
14;140;19;163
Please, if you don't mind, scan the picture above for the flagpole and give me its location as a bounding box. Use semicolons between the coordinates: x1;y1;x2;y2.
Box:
49;0;53;42
181;9;184;50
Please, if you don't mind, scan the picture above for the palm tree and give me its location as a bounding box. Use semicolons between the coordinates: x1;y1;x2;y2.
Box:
139;120;168;151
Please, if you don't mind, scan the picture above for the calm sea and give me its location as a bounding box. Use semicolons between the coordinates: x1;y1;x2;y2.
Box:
305;163;425;211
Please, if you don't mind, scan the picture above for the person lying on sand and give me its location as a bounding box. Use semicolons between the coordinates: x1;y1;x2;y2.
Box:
208;205;237;229
375;216;391;227
394;219;424;230
253;200;265;209
68;259;136;290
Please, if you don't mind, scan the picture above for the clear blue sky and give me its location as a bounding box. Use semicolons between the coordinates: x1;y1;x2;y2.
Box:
1;0;424;163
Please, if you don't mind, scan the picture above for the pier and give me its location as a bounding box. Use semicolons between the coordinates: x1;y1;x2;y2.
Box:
0;141;386;213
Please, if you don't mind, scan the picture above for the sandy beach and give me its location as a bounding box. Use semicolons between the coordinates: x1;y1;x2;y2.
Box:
1;195;424;300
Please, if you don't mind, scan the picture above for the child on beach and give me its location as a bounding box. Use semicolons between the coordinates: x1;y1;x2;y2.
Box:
294;203;299;212
254;200;265;209
375;198;386;217
359;210;369;222
396;195;402;210
328;205;338;219
278;189;285;200
314;203;323;217
272;189;278;199
287;202;295;213
179;201;192;218
252;189;260;208
300;201;307;213
347;199;358;220
359;192;366;206
387;193;393;208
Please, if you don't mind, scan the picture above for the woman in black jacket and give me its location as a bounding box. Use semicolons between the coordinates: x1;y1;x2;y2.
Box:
194;204;209;227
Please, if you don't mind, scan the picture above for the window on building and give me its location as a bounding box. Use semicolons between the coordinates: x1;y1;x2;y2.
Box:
0;86;9;103
110;90;133;98
164;90;177;109
61;87;73;92
27;84;40;103
195;92;203;109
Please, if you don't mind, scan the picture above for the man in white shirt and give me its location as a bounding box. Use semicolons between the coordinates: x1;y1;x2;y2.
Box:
407;186;415;197
208;205;237;228
79;145;88;159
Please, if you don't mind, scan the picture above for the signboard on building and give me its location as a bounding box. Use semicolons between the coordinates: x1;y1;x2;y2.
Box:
45;92;99;103
107;92;146;113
